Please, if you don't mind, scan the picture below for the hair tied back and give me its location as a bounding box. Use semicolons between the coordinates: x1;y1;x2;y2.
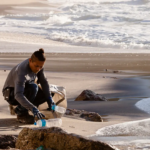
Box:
39;48;44;54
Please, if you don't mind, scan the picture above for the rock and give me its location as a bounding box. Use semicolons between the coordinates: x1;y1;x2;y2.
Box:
80;112;103;122
66;109;82;115
16;127;116;150
75;90;107;101
65;109;75;115
113;70;119;73
65;109;103;122
0;135;17;149
110;77;118;79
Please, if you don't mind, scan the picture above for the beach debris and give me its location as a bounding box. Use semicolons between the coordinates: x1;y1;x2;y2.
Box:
110;77;118;79
65;109;103;122
0;135;17;149
36;145;45;150
16;127;116;150
104;69;121;73
75;90;107;101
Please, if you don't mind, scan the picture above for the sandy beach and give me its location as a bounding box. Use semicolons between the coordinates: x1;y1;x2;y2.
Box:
0;0;150;150
1;51;150;150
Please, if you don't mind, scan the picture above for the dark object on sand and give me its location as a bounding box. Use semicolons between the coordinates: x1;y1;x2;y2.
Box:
0;135;17;149
16;127;116;150
113;70;119;73
75;90;107;101
80;112;103;122
65;109;103;122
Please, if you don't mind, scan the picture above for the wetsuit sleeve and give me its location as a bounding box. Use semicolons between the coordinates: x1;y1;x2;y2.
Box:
14;74;35;111
37;68;52;99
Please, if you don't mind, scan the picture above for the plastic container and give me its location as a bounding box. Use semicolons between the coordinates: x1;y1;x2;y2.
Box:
52;105;66;114
34;118;62;127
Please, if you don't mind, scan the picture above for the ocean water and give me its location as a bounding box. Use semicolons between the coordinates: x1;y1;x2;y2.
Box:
0;0;150;52
89;98;150;150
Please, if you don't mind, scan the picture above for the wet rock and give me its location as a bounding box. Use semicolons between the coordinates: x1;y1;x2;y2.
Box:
16;127;116;150
0;135;17;149
75;90;107;101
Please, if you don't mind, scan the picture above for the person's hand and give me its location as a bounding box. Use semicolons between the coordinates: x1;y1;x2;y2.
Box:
47;102;56;112
32;107;45;119
47;97;55;111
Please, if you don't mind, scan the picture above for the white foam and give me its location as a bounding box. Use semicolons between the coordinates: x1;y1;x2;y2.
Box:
90;136;150;150
0;0;150;52
95;118;150;136
90;98;150;147
135;98;150;114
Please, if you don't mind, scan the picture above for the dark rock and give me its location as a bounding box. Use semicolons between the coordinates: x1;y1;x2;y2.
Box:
110;77;118;79
66;108;82;115
0;135;17;149
16;127;116;150
80;112;103;122
113;70;119;73
75;90;107;101
65;109;103;122
65;109;75;115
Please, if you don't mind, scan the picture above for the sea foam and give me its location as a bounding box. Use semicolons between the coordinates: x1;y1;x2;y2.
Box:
92;97;150;137
0;0;150;51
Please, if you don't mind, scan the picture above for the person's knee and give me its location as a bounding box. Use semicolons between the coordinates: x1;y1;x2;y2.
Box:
26;83;38;93
24;83;39;102
31;83;38;92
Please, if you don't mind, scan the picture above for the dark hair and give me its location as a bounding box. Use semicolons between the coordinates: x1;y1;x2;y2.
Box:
31;48;46;62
